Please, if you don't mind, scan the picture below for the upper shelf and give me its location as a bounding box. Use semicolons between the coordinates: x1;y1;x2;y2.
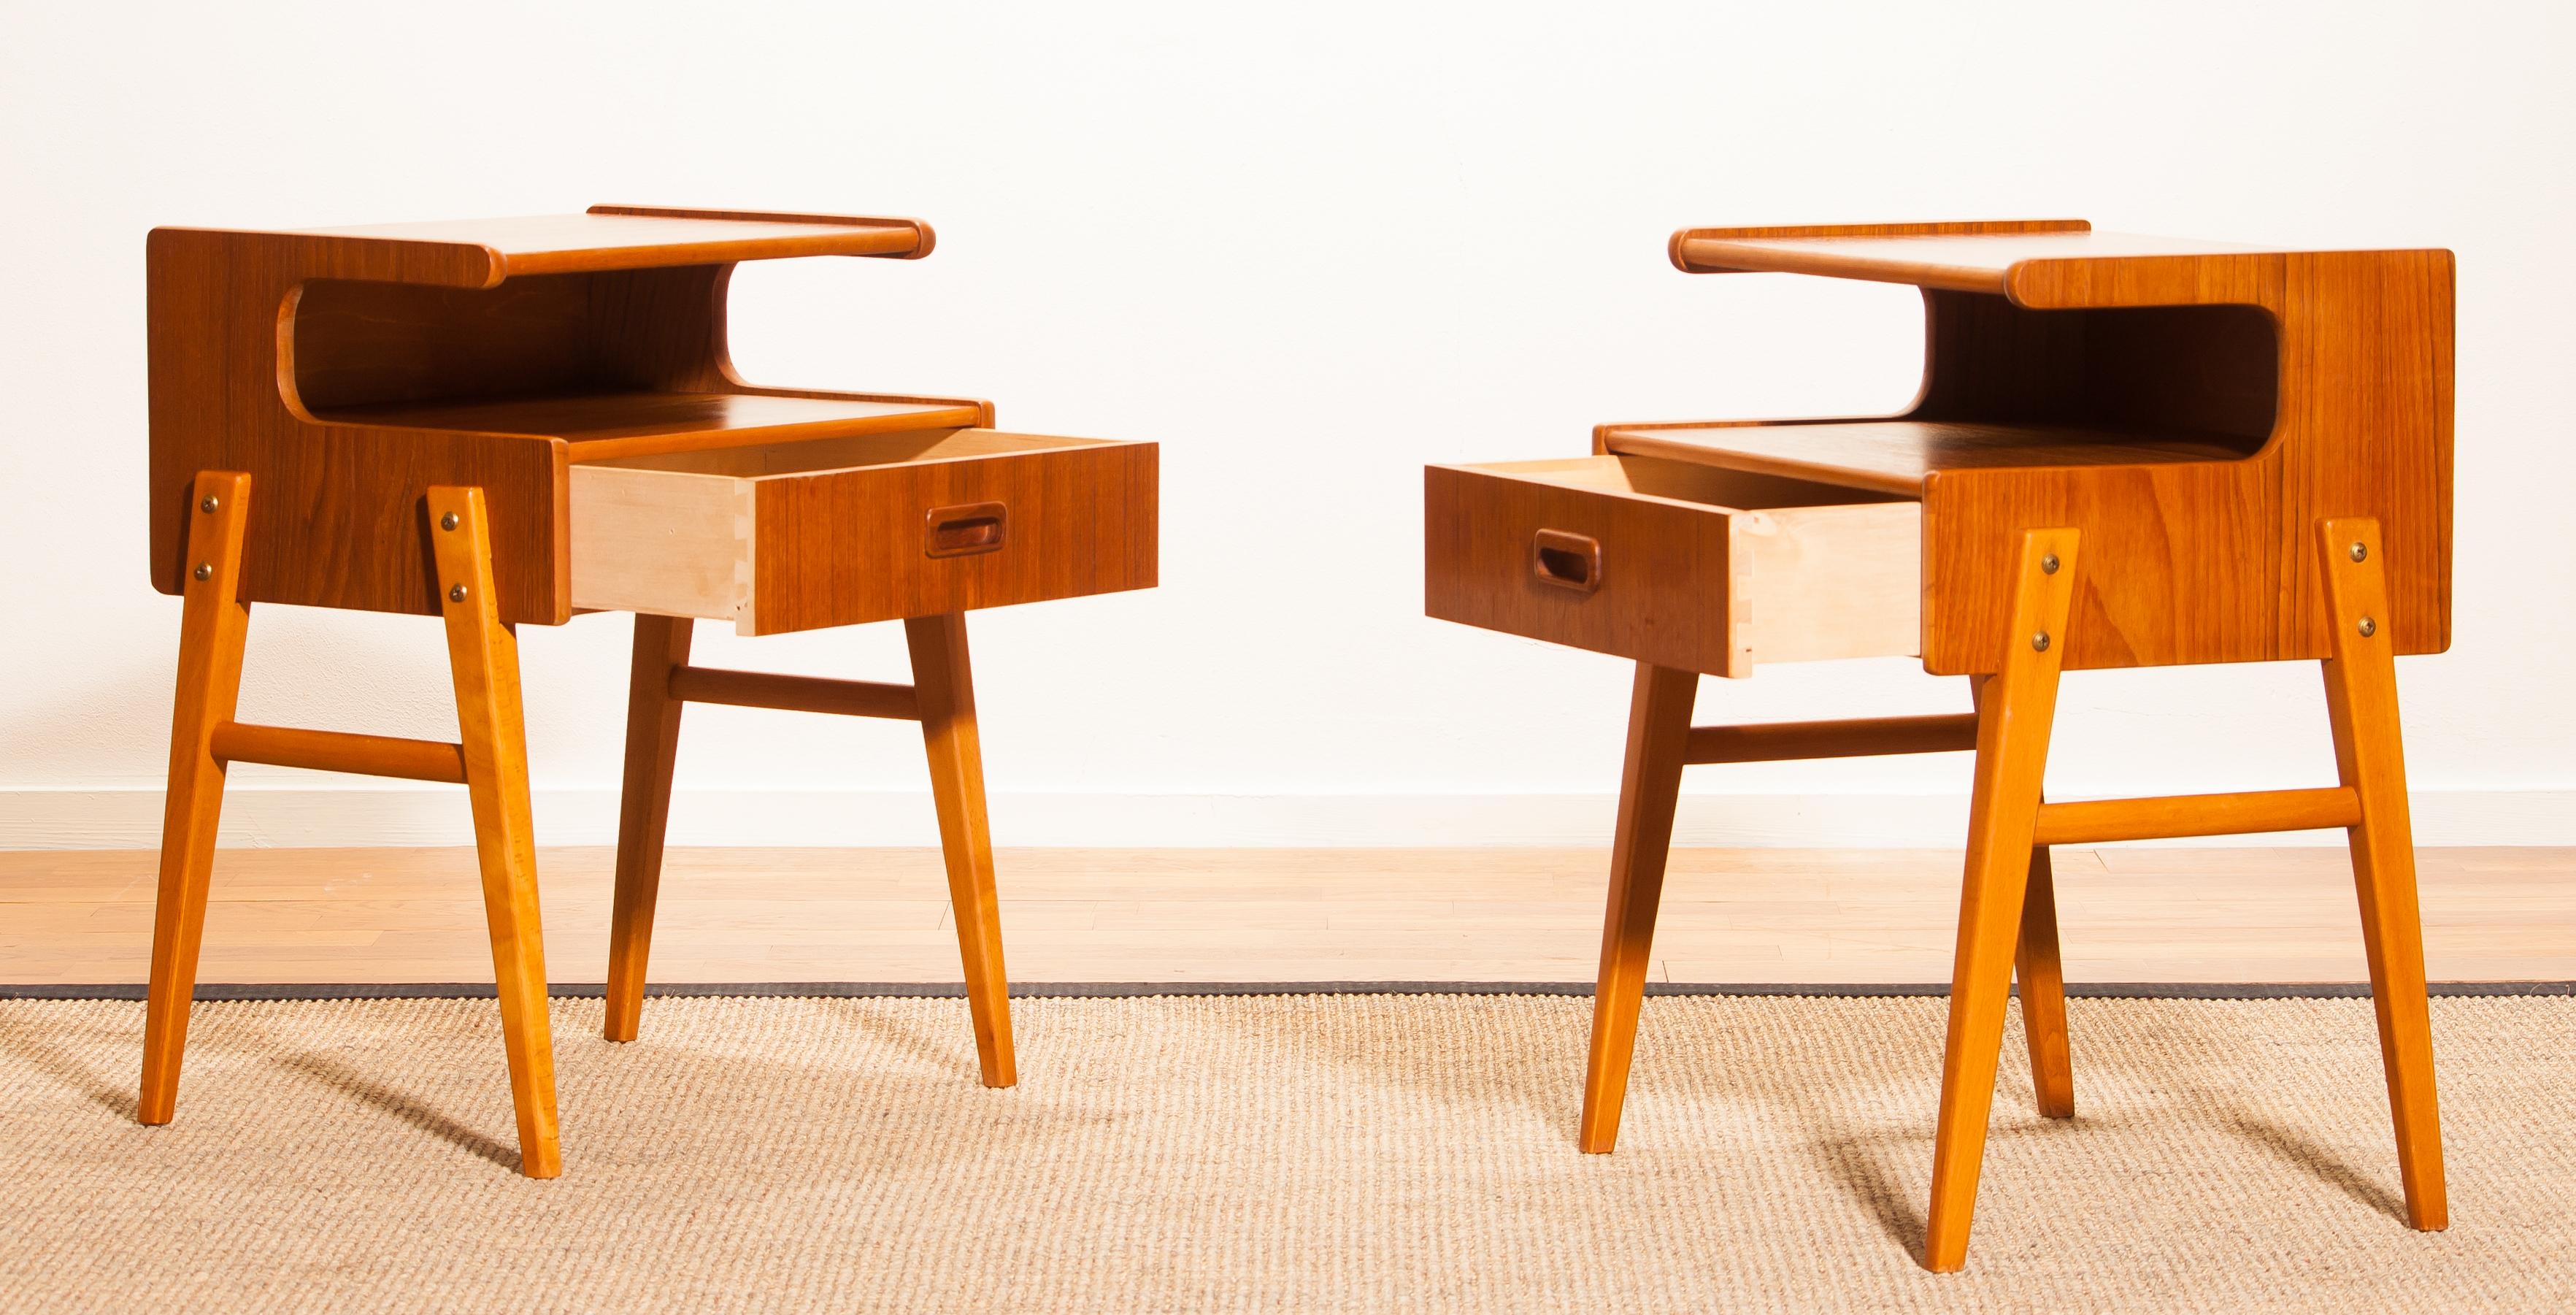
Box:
1671;219;2320;297
151;205;934;289
308;390;987;464
1600;418;2261;496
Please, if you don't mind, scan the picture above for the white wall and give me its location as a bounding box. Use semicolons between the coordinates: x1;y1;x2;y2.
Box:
2;1;2569;848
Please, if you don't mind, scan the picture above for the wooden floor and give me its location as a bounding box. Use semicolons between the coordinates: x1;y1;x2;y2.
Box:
3;846;2569;986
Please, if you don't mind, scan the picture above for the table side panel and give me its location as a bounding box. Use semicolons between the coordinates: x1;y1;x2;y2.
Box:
2271;250;2454;661
147;229;570;623
1920;461;2280;674
1921;248;2451;672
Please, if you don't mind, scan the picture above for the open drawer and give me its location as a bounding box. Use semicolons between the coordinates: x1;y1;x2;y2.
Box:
571;427;1157;635
1424;455;1919;677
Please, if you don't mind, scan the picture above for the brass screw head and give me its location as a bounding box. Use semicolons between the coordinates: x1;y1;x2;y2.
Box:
2358;616;2377;637
449;583;469;603
440;512;460;532
2350;542;2368;563
2031;632;2051;652
192;562;213;581
199;496;220;513
2040;553;2061;575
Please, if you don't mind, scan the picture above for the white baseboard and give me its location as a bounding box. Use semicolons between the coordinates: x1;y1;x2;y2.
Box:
0;787;2568;850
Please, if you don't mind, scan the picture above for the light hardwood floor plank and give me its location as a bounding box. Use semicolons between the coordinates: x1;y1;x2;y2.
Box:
0;847;2567;986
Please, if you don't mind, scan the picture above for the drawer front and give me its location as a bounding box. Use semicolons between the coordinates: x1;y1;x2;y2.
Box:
1425;460;1921;677
750;438;1157;634
1426;464;1745;675
571;432;1157;634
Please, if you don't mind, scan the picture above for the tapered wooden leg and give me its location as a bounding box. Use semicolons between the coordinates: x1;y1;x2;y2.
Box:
139;472;253;1126
1974;675;2075;1120
605;615;693;1043
2013;844;2075;1119
428;488;561;1179
904;612;1017;1088
1923;529;2079;1272
1577;662;1699;1153
2317;517;2447;1230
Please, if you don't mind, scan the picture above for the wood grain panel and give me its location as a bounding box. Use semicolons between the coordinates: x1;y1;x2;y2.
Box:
325;391;983;451
1604;419;2256;496
569;429;1156;632
280;208;930;275
1426;462;1744;676
1918;249;2449;672
2270;251;2454;662
147;228;569;623
1913;294;2277;442
1669;223;2269;291
1921;459;2278;672
750;436;1158;634
148;211;964;624
290;275;601;410
1587;228;2453;675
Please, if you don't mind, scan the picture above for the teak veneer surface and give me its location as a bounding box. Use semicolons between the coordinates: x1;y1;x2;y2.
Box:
1600;419;2258;498
569;429;1158;635
1610;220;2454;675
314;391;985;463
248;209;933;285
147;207;963;624
1672;225;2277;294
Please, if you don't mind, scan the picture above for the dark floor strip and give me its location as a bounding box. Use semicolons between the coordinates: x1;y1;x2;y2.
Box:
4;981;2570;1002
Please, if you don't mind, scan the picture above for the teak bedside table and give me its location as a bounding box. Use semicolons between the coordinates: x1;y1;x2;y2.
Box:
1424;219;2451;1269
142;206;1158;1177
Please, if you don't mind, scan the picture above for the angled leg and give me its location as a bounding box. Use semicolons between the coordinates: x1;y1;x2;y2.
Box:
605;614;694;1043
1924;529;2079;1273
2317;517;2446;1230
1577;662;1699;1153
904;612;1017;1088
2013;843;2075;1119
1975;675;2075;1120
428;488;561;1179
139;472;253;1125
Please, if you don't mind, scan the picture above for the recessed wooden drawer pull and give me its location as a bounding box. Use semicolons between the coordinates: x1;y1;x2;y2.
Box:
1530;529;1602;594
925;502;1009;558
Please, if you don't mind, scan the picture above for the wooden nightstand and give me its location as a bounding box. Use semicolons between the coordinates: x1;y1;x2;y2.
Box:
141;206;1158;1176
1426;218;2451;1269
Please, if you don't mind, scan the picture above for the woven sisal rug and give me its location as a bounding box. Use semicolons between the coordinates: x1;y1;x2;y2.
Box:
4;994;2570;1312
